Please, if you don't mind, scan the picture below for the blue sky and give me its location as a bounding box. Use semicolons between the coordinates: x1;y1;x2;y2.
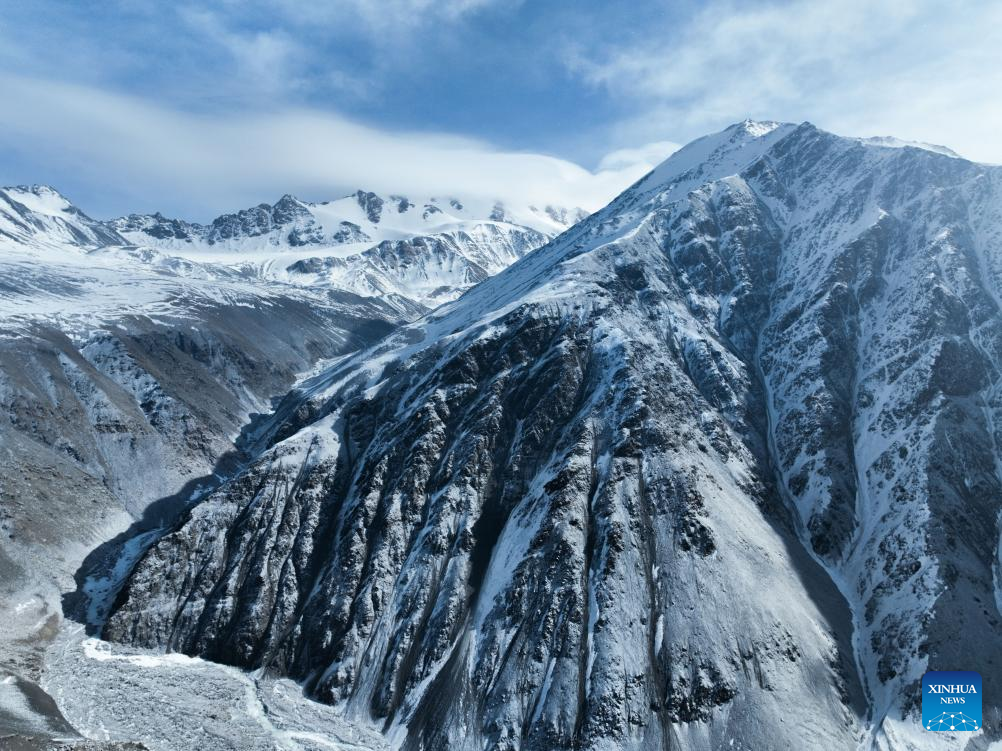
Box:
1;1;1000;219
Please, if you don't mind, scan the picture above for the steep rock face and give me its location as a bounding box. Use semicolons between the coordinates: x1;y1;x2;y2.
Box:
107;250;865;750
106;122;1002;749
355;190;385;224
747;130;1002;730
0;297;398;626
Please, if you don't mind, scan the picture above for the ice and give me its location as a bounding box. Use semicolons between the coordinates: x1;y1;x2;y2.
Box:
44;630;391;751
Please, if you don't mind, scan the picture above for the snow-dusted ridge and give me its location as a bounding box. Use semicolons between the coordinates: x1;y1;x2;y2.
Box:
0;182;588;747
1;184;586;313
0;184;126;250
858;136;962;159
110;190;583;252
101;120;1002;750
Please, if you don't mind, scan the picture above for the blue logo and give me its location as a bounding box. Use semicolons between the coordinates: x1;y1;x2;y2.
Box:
922;671;982;732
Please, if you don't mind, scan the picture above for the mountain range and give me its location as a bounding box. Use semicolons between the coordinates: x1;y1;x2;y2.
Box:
0;184;582;748
3;121;1002;750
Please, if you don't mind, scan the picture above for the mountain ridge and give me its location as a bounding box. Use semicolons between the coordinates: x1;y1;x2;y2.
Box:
0;181;588;746
0;184;587;311
108;189;586;252
101;120;1002;749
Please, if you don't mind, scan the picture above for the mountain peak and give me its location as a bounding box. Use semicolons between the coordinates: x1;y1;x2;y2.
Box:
103;119;1002;750
733;118;788;137
2;183;75;212
0;184;125;248
5;183;66;197
354;189;384;224
629;120;799;202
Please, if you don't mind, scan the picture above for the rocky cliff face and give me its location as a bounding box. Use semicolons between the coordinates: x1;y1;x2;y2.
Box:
104;122;1002;749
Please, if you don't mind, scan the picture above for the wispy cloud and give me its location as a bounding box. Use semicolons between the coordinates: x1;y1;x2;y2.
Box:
3;0;998;221
568;0;1002;164
598;141;680;172
230;0;516;40
0;74;663;219
178;8;300;96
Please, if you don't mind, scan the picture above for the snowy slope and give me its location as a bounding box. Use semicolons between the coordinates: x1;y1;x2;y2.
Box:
110;190;584;251
105;120;1002;750
0;185;125;250
0;183;585;748
108;190;585;307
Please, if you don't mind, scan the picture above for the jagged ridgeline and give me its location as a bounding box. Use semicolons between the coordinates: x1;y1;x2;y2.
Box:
109;191;586;310
105;122;1002;750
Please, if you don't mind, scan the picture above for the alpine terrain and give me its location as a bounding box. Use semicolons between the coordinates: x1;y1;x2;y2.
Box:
0;184;582;747
96;121;1002;750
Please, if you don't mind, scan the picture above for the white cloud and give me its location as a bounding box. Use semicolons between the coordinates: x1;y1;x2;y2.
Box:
569;0;1002;164
0;74;659;219
179;8;299;95
336;0;505;26
256;0;514;37
598;141;680;172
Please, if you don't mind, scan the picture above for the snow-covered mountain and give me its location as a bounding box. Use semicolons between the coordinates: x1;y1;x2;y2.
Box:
101;121;1002;750
0;185;584;746
2;186;585;312
0;184;126;249
285;222;549;307
107;190;585;308
110;190;581;250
